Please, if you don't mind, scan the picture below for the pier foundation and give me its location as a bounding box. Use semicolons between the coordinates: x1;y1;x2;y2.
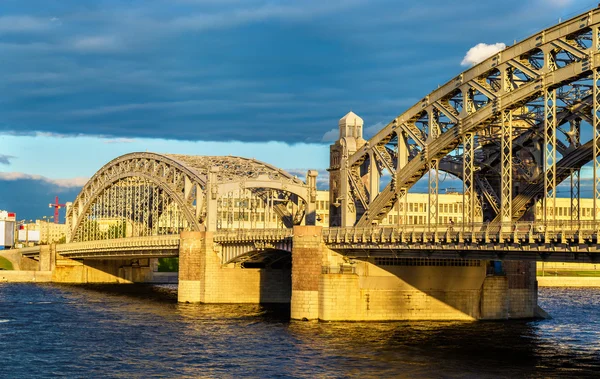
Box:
290;226;539;321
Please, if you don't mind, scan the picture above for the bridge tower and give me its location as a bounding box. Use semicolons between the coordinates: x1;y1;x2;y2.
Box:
328;111;366;227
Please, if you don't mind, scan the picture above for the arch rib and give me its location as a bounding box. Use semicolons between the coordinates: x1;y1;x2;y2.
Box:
351;8;600;227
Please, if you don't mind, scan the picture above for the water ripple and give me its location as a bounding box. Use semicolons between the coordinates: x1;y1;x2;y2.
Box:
0;284;599;378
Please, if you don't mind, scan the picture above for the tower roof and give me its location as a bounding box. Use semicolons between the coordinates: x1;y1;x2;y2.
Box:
339;111;363;127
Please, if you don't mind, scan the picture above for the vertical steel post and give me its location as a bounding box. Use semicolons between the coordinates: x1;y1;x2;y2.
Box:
594;69;600;230
544;88;557;229
501;109;513;232
569;119;581;226
427;108;440;232
428;160;439;229
570;169;580;222
462;133;475;229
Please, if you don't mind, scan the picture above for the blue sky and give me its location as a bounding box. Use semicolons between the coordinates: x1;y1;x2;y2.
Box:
0;0;595;220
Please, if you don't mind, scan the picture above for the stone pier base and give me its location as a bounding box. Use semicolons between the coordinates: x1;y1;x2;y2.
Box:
178;231;291;304
290;226;540;321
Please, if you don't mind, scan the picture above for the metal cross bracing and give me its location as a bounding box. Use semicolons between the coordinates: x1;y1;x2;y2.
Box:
337;8;600;234
66;152;318;243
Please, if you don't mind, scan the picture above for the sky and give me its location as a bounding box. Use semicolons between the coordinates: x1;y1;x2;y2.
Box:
0;0;596;221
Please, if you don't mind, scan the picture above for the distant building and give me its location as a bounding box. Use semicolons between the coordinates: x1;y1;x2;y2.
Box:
38;220;68;244
17;220;68;246
0;210;16;249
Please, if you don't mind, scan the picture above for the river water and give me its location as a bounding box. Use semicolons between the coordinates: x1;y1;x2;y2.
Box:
0;284;599;378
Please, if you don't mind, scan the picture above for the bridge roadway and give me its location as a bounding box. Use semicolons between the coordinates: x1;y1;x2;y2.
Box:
18;221;600;263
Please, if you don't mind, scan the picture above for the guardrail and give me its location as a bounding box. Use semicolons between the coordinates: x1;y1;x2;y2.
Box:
214;228;293;243
56;235;181;258
323;220;600;245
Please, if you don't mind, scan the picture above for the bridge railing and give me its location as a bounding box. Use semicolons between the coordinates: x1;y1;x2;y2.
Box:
214;228;293;243
323;220;600;244
56;235;181;255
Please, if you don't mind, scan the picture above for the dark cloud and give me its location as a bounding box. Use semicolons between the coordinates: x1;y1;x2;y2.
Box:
0;0;583;143
0;154;15;165
0;178;81;221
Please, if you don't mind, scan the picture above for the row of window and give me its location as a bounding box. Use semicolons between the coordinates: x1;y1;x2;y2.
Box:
217;212;280;222
386;215;463;225
397;202;464;214
316;201;330;211
536;206;598;218
375;258;482;267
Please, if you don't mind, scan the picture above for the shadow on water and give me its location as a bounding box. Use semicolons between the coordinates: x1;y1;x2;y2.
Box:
1;284;599;378
52;283;291;321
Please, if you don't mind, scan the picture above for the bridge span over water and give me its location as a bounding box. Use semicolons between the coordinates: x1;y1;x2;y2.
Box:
15;8;600;321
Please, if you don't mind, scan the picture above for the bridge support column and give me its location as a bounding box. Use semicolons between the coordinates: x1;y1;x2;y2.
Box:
178;231;291;304
39;244;56;272
178;231;207;303
291;226;326;320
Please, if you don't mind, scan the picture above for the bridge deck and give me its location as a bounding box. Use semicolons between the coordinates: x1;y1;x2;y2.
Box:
14;222;600;263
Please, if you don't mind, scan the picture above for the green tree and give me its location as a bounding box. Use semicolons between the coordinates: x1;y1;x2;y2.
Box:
0;256;14;270
157;258;179;272
107;221;126;239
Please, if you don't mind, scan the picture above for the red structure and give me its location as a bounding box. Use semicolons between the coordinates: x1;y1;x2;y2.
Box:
49;196;66;224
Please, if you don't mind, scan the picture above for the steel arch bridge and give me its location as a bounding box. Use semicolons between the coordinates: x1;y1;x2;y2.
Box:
28;8;600;265
66;152;317;244
332;8;600;235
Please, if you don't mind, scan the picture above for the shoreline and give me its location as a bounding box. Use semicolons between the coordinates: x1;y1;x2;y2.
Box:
538;276;600;287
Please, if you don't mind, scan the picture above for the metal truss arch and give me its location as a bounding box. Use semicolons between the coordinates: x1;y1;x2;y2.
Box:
348;8;600;226
67;152;315;242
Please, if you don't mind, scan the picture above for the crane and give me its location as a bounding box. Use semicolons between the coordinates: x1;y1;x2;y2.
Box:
49;196;66;224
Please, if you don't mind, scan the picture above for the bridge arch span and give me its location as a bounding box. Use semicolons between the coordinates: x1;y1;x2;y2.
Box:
338;8;600;226
67;152;315;242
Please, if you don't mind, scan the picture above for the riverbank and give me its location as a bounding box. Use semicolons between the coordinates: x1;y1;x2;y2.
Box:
0;270;52;283
538;276;600;287
0;270;177;284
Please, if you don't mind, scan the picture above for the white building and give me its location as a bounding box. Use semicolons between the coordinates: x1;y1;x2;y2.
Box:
0;210;16;249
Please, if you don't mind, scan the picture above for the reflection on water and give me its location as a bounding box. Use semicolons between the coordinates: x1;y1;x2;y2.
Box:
0;284;599;378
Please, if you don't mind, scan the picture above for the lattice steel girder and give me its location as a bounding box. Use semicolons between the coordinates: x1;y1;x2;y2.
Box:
594;69;600;223
352;8;600;227
501;109;513;224
544;88;557;223
428;160;439;228
368;151;380;203
462;133;475;225
571;168;581;221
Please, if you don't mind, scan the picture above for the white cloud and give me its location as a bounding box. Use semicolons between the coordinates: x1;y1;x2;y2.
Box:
71;36;120;52
170;1;364;31
0;16;54;33
321;128;338;142
545;0;573;7
102;138;137;144
0;172;88;188
460;42;506;67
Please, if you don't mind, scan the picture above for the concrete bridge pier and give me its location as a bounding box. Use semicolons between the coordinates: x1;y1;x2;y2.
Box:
178;231;208;303
178;231;291;304
290;226;540;321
